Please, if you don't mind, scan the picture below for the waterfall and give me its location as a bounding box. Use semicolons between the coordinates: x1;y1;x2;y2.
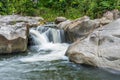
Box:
30;29;48;45
29;26;66;46
37;27;65;43
20;25;69;62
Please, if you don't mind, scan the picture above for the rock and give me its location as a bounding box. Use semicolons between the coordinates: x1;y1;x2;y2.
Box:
66;19;120;71
57;20;72;29
99;17;112;26
55;17;67;24
65;16;90;30
103;9;120;21
100;9;120;26
0;23;29;54
112;9;120;20
0;15;44;27
57;16;101;42
64;16;99;42
103;11;114;20
0;15;45;54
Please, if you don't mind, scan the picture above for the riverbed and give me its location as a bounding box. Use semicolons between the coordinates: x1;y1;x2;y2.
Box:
0;26;119;80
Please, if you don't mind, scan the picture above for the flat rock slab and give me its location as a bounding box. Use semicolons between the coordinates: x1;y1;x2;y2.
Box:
0;15;44;27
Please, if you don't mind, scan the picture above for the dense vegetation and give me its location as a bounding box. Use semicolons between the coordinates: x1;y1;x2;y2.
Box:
0;0;120;21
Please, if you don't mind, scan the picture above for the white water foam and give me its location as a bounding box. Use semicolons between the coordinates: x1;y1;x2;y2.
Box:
30;29;49;45
20;26;69;62
20;43;69;62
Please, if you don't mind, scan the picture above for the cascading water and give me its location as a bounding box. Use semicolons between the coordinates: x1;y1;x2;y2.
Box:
20;26;69;62
30;29;49;45
37;26;65;43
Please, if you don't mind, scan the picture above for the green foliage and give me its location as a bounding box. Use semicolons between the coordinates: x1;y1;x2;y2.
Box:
0;0;120;21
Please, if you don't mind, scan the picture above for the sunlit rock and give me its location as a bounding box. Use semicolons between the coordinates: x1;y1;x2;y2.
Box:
57;16;99;42
66;19;120;71
0;15;44;27
0;23;29;54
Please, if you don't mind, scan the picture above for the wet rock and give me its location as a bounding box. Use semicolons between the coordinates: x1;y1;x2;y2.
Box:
55;17;67;24
0;23;29;54
66;19;120;71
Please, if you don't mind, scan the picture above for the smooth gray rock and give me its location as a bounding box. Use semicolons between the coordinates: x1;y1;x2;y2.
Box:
57;20;72;29
0;23;29;54
66;19;120;71
57;16;99;42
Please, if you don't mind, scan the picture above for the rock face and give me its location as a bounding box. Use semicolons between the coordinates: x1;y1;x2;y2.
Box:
0;23;29;54
66;19;120;71
103;9;120;20
57;16;100;42
0;15;44;27
56;10;120;42
0;15;44;54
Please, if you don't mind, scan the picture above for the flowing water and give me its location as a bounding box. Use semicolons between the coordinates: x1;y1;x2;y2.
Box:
0;26;120;80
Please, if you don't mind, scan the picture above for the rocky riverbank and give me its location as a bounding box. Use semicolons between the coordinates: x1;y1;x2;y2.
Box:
0;15;43;54
56;9;120;42
0;9;120;71
56;9;120;71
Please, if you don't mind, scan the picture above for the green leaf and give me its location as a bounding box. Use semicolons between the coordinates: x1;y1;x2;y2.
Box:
0;2;3;7
59;0;65;2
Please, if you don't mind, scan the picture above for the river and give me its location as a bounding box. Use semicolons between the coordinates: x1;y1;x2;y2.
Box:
0;26;119;80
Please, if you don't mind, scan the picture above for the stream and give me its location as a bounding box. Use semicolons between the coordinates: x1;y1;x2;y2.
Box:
0;26;119;80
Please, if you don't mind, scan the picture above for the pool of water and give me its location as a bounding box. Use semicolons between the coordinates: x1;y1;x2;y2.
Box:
0;45;119;80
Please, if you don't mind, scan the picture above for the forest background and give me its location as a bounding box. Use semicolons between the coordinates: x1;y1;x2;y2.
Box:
0;0;120;21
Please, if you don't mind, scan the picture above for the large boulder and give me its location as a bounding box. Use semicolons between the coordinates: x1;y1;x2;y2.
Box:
57;16;100;42
0;23;29;54
0;15;44;54
57;10;120;42
66;19;120;71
